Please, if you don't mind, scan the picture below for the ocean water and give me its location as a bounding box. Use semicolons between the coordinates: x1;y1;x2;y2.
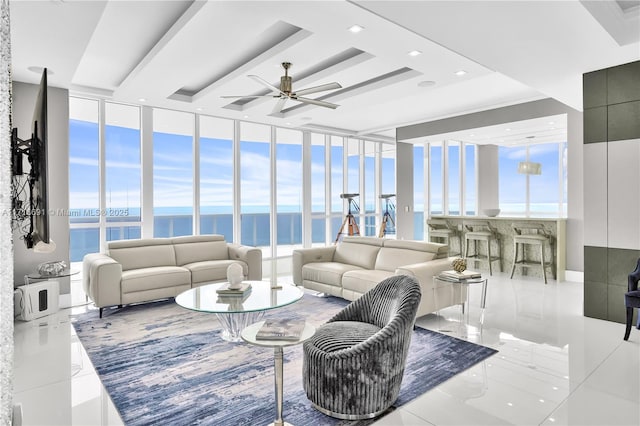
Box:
70;203;562;261
69;211;336;262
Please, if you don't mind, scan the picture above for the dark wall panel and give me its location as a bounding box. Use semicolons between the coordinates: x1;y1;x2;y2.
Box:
583;60;640;324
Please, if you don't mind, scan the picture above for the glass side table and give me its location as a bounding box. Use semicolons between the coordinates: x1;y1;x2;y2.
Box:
432;274;489;328
24;268;79;285
241;321;316;426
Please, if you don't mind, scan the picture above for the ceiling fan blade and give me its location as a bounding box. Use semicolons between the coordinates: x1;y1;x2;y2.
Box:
248;75;282;94
295;97;340;109
221;95;276;99
271;98;287;115
294;82;342;96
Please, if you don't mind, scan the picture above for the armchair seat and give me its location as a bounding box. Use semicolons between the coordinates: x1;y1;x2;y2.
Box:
303;275;421;420
624;259;640;341
310;321;381;353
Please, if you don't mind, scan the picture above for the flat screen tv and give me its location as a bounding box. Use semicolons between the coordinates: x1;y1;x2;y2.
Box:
10;68;50;249
30;68;49;248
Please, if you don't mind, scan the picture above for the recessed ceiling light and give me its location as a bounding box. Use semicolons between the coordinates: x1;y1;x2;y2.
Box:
348;25;364;33
286;122;292;125
196;107;203;111
548;121;555;125
417;80;436;87
243;115;249;119
470;134;475;137
408;50;422;57
505;128;511;131
138;98;146;102
455;70;467;76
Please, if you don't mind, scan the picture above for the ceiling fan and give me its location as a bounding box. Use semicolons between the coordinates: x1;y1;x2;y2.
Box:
222;62;342;114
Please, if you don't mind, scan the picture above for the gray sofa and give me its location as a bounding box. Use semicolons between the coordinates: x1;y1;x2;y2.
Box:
293;236;465;318
83;235;262;317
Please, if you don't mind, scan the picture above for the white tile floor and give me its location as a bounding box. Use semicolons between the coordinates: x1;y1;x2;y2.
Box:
12;270;640;426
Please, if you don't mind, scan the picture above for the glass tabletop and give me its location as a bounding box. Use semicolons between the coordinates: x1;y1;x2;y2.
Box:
26;268;79;280
175;280;304;314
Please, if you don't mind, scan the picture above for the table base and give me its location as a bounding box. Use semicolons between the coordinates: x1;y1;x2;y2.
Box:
216;311;265;342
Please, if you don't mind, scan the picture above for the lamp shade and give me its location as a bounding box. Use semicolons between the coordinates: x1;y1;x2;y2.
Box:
517;161;542;175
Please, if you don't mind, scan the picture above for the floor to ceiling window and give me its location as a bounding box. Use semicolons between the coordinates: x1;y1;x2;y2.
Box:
363;140;376;236
500;142;567;217
310;133;326;245
275;127;303;254
199;116;234;241
240;121;271;257
330;136;344;242
429;142;443;215
380;143;396;238
413;144;425;240
68;98;100;261
153;109;194;237
465;143;476;216
69;96;401;262
105;103;141;242
447;141;461;215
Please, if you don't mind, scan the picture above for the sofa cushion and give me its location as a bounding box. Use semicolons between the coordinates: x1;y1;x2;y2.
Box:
121;266;191;293
302;262;364;287
342;269;395;295
171;235;228;266
185;260;247;285
383;239;448;259
334;242;381;269
375;247;434;272
108;239;177;271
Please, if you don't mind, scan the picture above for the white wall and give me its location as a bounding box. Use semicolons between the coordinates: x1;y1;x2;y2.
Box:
12;81;70;293
395;141;414;240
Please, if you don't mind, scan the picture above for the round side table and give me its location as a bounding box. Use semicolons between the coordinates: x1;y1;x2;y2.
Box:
241;321;316;426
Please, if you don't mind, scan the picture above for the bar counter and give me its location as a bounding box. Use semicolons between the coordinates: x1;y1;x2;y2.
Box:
429;215;566;281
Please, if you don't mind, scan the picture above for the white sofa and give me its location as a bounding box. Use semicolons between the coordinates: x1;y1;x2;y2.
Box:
82;235;262;317
292;236;465;318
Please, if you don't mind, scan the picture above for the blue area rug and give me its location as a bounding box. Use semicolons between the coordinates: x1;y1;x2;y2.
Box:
72;292;497;425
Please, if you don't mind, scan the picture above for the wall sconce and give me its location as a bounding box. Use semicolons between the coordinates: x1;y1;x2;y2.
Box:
517;161;542;175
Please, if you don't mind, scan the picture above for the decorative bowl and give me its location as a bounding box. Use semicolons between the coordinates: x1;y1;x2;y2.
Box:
483;208;501;217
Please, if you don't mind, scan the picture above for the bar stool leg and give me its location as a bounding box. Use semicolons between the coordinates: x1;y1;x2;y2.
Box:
487;239;493;276
510;241;518;278
540;242;547;284
550;240;556;280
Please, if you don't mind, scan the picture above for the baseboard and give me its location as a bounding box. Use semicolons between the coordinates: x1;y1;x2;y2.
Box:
563;270;584;283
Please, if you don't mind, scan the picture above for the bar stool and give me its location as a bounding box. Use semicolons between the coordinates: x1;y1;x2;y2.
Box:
427;218;462;257
510;222;555;284
463;221;502;275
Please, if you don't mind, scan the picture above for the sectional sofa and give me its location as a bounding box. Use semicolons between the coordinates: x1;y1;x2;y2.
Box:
82;235;262;317
293;236;465;318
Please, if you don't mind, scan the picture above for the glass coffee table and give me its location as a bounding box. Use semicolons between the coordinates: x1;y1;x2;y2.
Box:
175;280;304;342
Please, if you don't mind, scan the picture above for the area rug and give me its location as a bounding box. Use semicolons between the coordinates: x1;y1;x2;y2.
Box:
72;293;497;426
